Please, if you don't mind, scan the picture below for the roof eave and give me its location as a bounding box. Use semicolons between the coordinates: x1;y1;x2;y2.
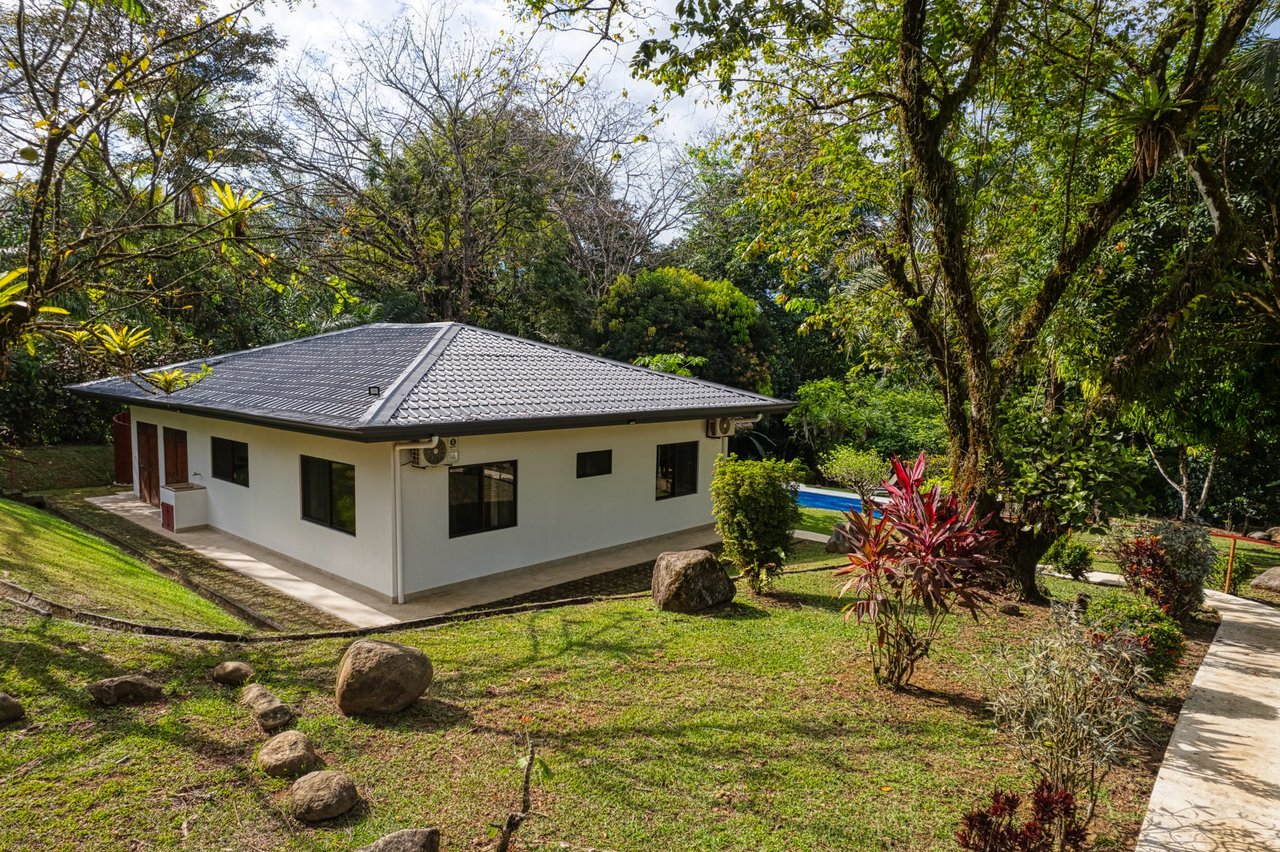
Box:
68;385;795;443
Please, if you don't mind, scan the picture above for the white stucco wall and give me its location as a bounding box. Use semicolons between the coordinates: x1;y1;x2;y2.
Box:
398;420;721;596
126;410;722;601
128;407;397;596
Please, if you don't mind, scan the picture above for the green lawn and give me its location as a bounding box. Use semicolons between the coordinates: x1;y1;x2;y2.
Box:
795;506;847;536
0;498;248;632
1;445;114;492
0;570;1201;851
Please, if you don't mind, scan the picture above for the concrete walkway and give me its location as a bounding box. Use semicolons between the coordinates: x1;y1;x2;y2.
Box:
1135;590;1280;851
88;492;719;629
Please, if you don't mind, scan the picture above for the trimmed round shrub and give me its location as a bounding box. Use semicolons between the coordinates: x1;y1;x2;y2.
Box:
1105;519;1215;621
711;454;803;593
1044;534;1093;581
1086;595;1185;683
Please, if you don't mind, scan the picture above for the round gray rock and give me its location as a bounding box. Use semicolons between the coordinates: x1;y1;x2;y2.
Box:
257;730;321;777
825;522;856;554
240;683;295;732
211;661;254;686
335;640;433;716
357;828;442;852
651;549;736;613
289;770;359;822
87;674;163;706
1250;566;1280;594
0;692;24;724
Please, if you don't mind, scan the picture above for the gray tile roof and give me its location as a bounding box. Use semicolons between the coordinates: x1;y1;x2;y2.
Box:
69;323;791;439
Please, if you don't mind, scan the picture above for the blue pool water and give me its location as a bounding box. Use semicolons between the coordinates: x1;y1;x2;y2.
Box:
796;487;863;514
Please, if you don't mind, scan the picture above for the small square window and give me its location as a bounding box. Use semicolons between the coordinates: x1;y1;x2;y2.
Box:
211;437;249;487
576;449;612;478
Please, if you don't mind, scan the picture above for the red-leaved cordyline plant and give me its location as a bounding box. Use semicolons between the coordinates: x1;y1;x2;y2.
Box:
834;451;1001;689
955;778;1086;852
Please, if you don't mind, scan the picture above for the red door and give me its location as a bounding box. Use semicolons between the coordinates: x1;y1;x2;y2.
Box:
137;422;160;507
163;427;188;484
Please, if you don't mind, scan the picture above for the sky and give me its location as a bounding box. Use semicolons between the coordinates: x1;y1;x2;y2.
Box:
233;0;723;145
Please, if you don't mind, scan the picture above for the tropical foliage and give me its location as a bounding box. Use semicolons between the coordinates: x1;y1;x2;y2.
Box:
1105;519;1216;621
835;452;1000;689
598;267;773;393
988;611;1150;826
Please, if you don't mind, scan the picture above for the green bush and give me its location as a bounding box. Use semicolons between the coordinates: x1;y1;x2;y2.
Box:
1086;595;1185;683
988;611;1149;823
1105;519;1215;621
1044;534;1093;581
818;445;887;502
711;454;803;593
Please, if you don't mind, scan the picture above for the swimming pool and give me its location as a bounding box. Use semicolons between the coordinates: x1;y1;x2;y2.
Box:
795;485;863;514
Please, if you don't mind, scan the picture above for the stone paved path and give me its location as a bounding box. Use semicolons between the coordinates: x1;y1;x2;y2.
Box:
1135;590;1280;851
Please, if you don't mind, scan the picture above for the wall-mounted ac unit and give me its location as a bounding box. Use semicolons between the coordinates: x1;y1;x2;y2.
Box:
409;438;455;468
706;417;736;439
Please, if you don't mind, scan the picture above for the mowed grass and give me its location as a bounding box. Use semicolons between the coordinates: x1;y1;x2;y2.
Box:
796;506;847;536
1;445;113;492
0;498;248;632
0;570;1201;851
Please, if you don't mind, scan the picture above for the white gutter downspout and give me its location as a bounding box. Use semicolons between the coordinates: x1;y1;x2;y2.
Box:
390;437;440;605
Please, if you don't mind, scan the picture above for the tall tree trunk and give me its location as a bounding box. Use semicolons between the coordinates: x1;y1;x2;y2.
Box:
1195;450;1217;517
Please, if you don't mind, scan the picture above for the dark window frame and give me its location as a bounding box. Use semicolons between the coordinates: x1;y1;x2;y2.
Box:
210;437;250;487
448;460;518;538
300;455;356;535
576;449;613;479
656;441;699;500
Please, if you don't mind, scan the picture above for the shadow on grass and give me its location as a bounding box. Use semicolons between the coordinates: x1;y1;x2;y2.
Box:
758;589;845;613
901;684;993;721
703;601;770;620
357;698;473;733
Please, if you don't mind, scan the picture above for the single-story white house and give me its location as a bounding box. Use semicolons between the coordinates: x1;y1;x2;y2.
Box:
70;323;791;603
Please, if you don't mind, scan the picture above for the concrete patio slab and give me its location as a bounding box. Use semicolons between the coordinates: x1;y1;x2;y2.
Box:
1135;590;1280;851
87;492;720;628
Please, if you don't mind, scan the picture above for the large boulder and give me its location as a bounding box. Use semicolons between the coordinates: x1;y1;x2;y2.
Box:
0;692;24;724
1248;531;1271;541
335;640;433;717
240;683;295;732
1265;526;1280;542
289;770;359;822
824;522;855;554
257;730;321;777
357;828;442;852
211;661;254;686
1250;566;1280;594
651;549;736;613
87;675;163;706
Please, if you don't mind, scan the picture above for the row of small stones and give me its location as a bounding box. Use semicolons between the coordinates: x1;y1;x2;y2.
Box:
0;652;437;852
